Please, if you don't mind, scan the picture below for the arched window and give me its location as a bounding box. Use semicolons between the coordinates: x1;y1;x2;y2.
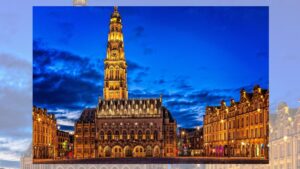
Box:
110;69;113;79
107;131;112;140
154;131;158;141
138;131;143;140
146;130;150;140
123;131;127;140
130;130;135;140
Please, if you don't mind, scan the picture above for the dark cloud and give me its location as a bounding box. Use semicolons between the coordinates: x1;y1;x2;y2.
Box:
33;39;267;129
172;77;194;91
173;109;203;128
33;73;101;110
127;60;149;85
33;39;102;113
132;71;148;84
187;91;232;106
127;60;149;72
127;86;234;128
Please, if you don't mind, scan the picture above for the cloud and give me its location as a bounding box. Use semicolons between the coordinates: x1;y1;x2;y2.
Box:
127;84;250;128
0;52;32;167
33;39;103;134
32;39;268;130
132;71;148;84
52;109;81;121
0;53;31;71
0;53;31;90
0;137;31;161
127;60;149;85
127;60;149;72
172;76;194;91
34;73;101;108
33;39;103;107
0;53;32;135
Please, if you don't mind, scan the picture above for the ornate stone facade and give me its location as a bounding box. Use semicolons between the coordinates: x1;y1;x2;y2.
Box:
103;7;128;100
33;106;58;159
96;98;177;158
73;7;177;159
74;108;96;159
203;85;269;158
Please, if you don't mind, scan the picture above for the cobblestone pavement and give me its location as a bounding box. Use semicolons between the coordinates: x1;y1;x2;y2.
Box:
34;157;268;164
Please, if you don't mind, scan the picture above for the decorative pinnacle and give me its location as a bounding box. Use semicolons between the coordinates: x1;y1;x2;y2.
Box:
114;6;118;12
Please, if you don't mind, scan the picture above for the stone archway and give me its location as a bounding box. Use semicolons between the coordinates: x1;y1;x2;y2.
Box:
146;145;152;157
153;145;160;157
112;145;123;158
98;146;103;157
133;145;145;157
124;146;132;157
103;146;112;157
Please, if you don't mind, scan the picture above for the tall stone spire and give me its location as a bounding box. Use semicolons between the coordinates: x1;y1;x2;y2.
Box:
103;7;128;100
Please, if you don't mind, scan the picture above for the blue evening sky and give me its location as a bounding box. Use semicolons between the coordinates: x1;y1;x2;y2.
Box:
33;7;268;131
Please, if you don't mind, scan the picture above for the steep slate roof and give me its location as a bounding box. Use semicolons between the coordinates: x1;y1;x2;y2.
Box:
77;108;96;123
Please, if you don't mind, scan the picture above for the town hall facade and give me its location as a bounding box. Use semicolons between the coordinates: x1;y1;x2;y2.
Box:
73;7;177;159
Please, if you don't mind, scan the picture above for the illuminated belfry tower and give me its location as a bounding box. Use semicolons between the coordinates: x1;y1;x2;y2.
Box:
103;7;128;100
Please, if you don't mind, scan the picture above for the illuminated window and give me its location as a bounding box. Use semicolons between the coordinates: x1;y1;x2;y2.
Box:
146;131;151;140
